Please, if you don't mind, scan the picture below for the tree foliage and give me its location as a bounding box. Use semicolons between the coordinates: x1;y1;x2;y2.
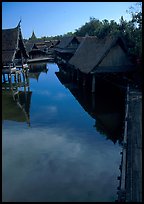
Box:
25;3;142;61
73;3;142;60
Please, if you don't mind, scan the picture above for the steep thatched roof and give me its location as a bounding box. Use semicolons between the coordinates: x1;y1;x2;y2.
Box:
69;35;134;74
2;24;28;65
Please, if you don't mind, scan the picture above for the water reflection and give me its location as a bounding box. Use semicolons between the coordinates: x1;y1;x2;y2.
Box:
28;62;48;72
2;63;123;202
55;70;125;144
2;70;32;126
2;89;32;125
2;62;49;125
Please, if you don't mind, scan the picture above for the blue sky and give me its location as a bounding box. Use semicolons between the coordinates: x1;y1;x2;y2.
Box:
2;2;137;39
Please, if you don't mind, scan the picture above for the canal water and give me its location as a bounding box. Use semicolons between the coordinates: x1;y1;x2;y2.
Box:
2;63;125;202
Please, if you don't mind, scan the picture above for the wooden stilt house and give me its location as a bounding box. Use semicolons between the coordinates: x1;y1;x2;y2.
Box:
69;35;135;73
2;22;29;73
69;35;135;92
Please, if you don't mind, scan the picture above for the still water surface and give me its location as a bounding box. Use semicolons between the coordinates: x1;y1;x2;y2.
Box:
2;63;124;202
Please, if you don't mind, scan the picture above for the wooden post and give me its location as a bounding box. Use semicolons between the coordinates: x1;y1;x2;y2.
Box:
14;72;17;83
77;69;79;81
92;75;96;93
2;74;6;83
21;51;24;70
71;70;74;81
91;93;95;111
83;75;86;87
8;73;11;83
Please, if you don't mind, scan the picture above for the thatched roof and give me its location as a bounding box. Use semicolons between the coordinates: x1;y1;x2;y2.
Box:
25;39;45;53
45;41;52;48
76;36;85;43
55;36;76;49
33;42;47;52
69;35;134;74
51;40;60;47
44;40;60;49
54;36;80;53
2;24;28;65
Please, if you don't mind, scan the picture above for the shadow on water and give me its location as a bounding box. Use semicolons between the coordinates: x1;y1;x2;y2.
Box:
55;66;126;144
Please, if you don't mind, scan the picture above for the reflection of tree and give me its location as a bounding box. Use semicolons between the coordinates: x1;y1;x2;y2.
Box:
55;69;125;144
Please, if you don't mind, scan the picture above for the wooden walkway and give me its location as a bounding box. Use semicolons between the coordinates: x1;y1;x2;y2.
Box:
117;84;142;202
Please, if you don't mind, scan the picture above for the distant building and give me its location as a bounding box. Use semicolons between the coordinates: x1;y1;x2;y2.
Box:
28;43;48;59
29;30;37;41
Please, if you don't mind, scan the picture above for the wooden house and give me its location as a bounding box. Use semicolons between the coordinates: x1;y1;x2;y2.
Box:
28;42;48;59
45;40;60;58
2;22;28;72
54;36;80;64
25;38;45;57
68;35;135;92
69;35;135;73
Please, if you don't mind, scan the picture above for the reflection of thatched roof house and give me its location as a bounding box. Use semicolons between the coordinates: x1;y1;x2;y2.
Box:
28;72;41;81
2;22;28;68
29;68;48;82
69;35;135;74
2;90;32;125
54;36;80;63
29;62;48;73
55;70;125;144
